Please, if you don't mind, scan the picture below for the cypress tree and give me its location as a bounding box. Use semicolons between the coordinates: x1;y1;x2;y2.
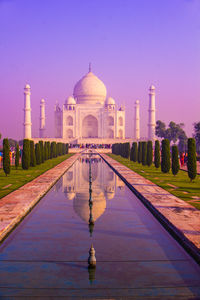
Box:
44;142;48;161
142;141;147;165
15;144;20;169
138;142;142;163
22;139;30;170
51;142;57;158
30;140;36;167
39;141;44;163
187;138;197;181
35;143;41;165
125;142;130;159
3;138;10;176
62;143;65;155
172;145;179;176
161;139;170;173
154;140;160;168
47;142;51;159
147;141;153;166
130;144;133;161
66;143;69;154
132;142;138;162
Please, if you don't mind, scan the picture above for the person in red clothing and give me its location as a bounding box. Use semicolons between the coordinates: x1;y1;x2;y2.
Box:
180;152;184;167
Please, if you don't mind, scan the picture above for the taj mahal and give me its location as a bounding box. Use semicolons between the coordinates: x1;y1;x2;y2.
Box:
23;65;156;144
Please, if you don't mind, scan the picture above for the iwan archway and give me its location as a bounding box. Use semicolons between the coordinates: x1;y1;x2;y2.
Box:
82;115;98;138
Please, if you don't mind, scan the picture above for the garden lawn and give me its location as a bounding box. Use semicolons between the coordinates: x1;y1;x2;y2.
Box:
0;154;73;199
108;154;200;210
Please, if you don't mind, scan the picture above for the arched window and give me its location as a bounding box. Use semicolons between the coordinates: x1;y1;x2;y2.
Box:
82;115;98;138
66;116;73;126
108;116;114;126
119;116;123;126
107;129;114;138
118;129;123;138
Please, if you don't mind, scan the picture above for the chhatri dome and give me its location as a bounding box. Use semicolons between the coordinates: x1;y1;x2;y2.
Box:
73;65;107;105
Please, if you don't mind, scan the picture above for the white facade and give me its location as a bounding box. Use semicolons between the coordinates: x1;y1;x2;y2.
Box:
148;85;156;141
54;69;125;141
23;84;32;139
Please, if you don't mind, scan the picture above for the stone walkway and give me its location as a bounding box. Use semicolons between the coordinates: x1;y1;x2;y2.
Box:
101;154;200;262
0;153;79;243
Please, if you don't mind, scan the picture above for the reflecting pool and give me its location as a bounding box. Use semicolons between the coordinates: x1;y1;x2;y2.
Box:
0;154;200;298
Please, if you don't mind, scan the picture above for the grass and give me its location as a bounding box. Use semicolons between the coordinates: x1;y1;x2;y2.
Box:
0;154;73;199
108;154;200;210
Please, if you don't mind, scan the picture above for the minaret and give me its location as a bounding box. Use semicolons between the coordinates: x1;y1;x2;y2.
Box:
134;100;140;140
39;99;45;138
148;85;156;141
23;84;32;139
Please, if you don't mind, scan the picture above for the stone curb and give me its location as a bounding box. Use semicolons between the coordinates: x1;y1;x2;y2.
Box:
100;154;200;265
0;154;80;243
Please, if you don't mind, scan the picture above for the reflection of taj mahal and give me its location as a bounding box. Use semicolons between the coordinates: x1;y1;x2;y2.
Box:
61;156;125;223
55;65;125;142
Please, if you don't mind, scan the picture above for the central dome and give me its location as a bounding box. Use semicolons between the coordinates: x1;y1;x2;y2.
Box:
73;71;107;105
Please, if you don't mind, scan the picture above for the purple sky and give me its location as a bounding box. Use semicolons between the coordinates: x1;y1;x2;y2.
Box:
0;0;200;140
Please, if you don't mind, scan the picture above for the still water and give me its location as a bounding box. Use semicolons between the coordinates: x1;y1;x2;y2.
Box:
0;154;200;298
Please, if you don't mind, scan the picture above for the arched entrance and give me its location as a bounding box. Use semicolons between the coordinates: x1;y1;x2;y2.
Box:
107;129;114;138
66;129;73;138
82;115;98;138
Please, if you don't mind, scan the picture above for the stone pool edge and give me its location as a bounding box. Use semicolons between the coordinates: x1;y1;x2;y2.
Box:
0;153;80;243
100;153;200;265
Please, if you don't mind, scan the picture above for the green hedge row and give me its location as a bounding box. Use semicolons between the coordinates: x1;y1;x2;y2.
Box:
111;138;197;180
2;138;69;175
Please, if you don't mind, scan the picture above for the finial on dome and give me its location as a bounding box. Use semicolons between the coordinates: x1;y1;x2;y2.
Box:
89;62;91;72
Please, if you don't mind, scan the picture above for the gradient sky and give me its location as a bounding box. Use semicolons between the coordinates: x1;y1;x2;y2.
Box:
0;0;200;140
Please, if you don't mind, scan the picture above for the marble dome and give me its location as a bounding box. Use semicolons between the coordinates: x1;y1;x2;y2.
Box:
106;97;115;105
73;71;107;105
65;96;76;105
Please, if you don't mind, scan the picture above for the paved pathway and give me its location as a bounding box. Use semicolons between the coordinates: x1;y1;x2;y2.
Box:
101;154;200;261
0;153;79;243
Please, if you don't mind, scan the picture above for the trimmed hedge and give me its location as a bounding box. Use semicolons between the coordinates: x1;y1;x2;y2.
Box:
187;138;197;181
15;144;20;169
22;139;30;170
147;141;153;166
30;140;36;167
35;143;41;165
154;140;160;168
142;141;147;166
161;139;170;173
3;138;10;176
172;145;179;176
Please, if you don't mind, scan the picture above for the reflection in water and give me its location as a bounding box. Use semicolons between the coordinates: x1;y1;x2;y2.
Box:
62;155;125;223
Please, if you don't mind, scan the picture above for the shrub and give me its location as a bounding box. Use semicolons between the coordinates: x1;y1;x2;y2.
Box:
172;145;179;175
154;140;160;168
138;142;142;163
142;141;147;166
22;139;30;170
132;142;138;162
51;142;57;158
147;141;153;166
15;144;20;169
44;142;48;161
3;138;10;176
30;140;36;167
39;141;44;163
47;141;51;159
161;139;170;173
35;143;41;165
66;143;69;154
187;138;197;181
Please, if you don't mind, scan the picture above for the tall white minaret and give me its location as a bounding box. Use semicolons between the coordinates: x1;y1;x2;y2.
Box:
39;99;45;138
134;100;140;140
23;84;32;139
148;85;156;141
